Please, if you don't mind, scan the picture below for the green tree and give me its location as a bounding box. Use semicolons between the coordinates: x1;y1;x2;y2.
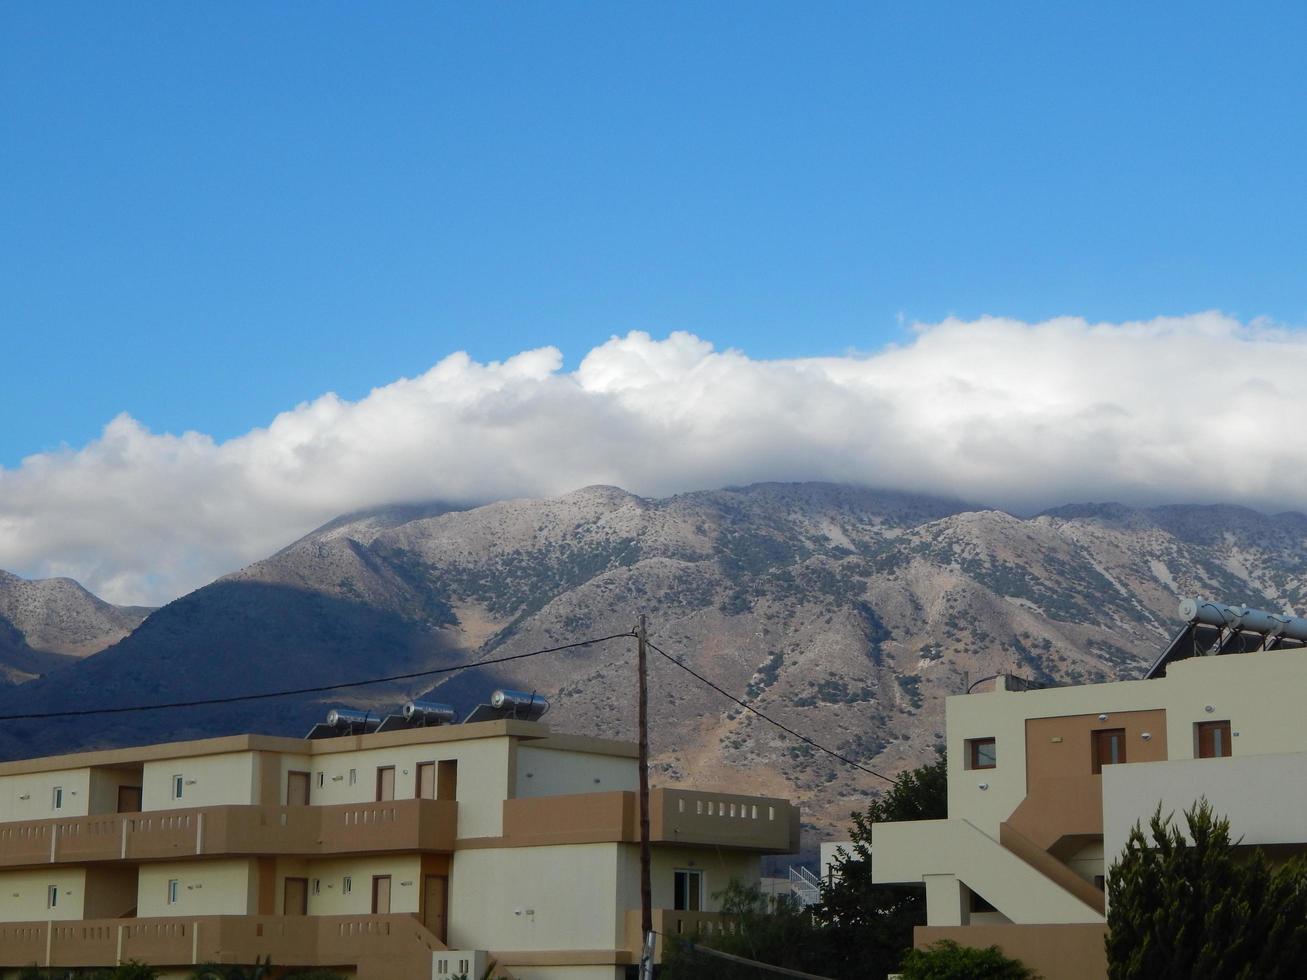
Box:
899;939;1039;980
1106;799;1307;980
659;880;832;978
814;750;947;979
661;753;948;980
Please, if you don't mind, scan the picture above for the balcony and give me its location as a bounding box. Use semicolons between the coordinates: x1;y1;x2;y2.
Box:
623;908;740;961
0;799;457;869
497;788;799;853
0;913;446;980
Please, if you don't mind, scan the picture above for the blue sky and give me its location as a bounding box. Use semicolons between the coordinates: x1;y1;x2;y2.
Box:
3;3;1304;469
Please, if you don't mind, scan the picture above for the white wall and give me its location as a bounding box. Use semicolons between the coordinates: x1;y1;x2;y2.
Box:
304;854;422;916
513;747;636;799
0;868;85;921
0;768;91;821
137;859;255;917
302;739;511;837
449;843;622;951
142;753;258;810
1103;750;1307;876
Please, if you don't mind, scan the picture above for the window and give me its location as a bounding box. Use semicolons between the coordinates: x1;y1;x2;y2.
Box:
348;768;357;786
1092;729;1126;773
673;870;703;911
1197;720;1232;759
47;885;58;909
312;878;321;895
1093;875;1106;891
967;737;997;770
172;775;184;800
317;772;325;788
342;876;352;895
51;786;63;810
167;879;179;905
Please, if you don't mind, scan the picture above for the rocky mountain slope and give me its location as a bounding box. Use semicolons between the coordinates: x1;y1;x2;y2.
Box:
2;484;1306;843
0;571;151;683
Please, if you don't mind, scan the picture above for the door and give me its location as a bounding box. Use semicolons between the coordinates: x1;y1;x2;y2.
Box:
376;766;395;802
1092;729;1126;773
437;759;458;801
287;770;310;806
284;877;308;916
116;786;142;813
422;875;448;942
417;762;435;799
371;874;392;914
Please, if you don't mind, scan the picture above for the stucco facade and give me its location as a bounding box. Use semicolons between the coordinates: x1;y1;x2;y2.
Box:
0;719;799;980
871;646;1307;980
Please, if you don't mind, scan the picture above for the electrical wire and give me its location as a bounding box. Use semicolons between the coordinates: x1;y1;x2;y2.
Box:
0;631;637;721
646;638;899;784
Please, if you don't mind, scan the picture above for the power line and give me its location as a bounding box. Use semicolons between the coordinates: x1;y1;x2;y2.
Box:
0;631;637;721
647;638;899;784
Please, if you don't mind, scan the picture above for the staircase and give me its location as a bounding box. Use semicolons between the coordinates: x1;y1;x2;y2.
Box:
788;865;822;907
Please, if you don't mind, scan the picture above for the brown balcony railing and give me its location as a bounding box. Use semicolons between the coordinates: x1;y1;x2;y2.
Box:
0;913;446;980
0;799;457;869
623;908;740;961
498;789;798;853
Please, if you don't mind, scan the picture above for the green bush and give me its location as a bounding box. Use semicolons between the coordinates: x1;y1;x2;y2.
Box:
110;963;160;980
1107;800;1307;979
899;939;1039;979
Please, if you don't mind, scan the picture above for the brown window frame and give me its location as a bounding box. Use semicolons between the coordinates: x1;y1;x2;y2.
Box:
966;737;997;770
1196;720;1232;759
1091;728;1126;774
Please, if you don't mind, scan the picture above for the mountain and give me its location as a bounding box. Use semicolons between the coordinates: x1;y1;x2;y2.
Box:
0;570;152;683
2;483;1306;843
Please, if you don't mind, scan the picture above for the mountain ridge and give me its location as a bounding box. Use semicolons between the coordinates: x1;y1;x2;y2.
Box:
2;481;1305;841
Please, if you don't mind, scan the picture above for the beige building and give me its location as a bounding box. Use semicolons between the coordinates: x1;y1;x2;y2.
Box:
872;601;1307;980
0;716;799;979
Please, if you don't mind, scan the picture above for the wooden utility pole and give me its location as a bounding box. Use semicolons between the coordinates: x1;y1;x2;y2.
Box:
637;614;654;980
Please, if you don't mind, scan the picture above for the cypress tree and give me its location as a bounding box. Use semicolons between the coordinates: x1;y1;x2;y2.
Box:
1106;799;1307;980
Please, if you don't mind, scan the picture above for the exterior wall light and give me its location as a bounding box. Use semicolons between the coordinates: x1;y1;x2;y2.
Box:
1205;705;1215;713
1098;713;1109;721
1141;732;1152;741
331;775;343;782
977;783;989;791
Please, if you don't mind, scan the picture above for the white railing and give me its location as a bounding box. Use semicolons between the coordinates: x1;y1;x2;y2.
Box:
788;865;821;907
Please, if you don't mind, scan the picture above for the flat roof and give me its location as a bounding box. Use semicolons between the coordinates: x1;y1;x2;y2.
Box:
0;720;637;777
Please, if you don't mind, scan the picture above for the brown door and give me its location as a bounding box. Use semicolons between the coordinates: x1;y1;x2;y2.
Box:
1092;729;1126;773
422;875;448;942
376;766;395;802
1197;720;1232;758
116;786;142;813
437;759;458;801
417;762;435;799
287;771;310;806
371;874;392;914
284;877;308;916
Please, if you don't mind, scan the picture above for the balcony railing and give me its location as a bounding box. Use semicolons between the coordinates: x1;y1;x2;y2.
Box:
499;788;799;853
623;908;740;961
0;913;446;979
0;799;457;869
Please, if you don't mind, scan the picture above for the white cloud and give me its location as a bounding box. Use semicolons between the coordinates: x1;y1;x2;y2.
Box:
2;312;1305;605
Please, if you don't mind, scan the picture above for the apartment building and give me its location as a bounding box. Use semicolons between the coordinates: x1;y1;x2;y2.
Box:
872;600;1307;980
0;711;799;980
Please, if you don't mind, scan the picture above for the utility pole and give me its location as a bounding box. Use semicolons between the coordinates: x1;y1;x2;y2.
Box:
637;614;655;980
